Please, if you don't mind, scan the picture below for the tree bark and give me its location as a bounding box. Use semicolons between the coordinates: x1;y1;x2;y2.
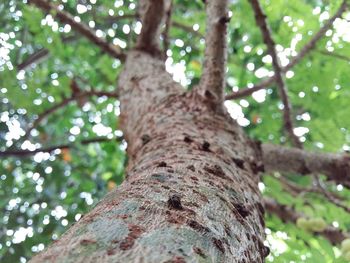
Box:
29;0;268;261
262;143;350;187
29;50;267;263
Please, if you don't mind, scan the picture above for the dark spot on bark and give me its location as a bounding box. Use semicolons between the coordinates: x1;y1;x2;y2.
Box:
232;158;245;169
141;134;151;145
249;159;265;174
204;164;226;178
119;224;144;250
234;203;250;218
256;202;265;215
187;219;210;233
107;248;116;255
258;213;265;228
80;239;96;245
299;160;311;174
158;161;167;167
152;173;167;182
224;224;232;237
167;169;175;173
212;238;225;253
190;176;198;181
187;165;195;171
184;136;193;143
193;247;207;258
263;246;270;257
168;194;183;210
219;16;231;24
201;141;211;152
204;89;215;99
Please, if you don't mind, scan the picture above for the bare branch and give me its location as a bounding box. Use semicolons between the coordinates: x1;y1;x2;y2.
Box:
135;0;170;56
264;197;349;244
172;21;204;38
198;0;229;105
17;48;49;71
28;0;126;61
262;143;350;187
17;36;77;71
278;176;350;213
0;137;120;157
24;90;118;138
225;77;274;100
225;0;348;100
286;0;348;70
249;0;302;148
316;49;350;63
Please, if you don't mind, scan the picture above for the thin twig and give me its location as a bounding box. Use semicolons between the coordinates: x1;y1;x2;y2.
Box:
28;0;126;61
264;197;349;244
172;21;204;38
278;176;350;213
316;49;350;63
17;35;77;71
225;0;348;100
0;137;120;157
286;0;348;70
249;0;302;148
24;90;118;138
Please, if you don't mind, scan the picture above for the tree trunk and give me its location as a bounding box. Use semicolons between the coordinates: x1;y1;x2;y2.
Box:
29;50;267;262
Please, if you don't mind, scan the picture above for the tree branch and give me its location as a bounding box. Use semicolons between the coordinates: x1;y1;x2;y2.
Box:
135;0;169;56
17;35;77;71
199;0;229;104
262;143;350;187
162;1;173;58
286;0;348;70
264;197;349;244
0;137;119;157
249;0;302;148
316;49;350;63
171;21;204;38
225;0;348;100
24;90;118;138
28;0;126;61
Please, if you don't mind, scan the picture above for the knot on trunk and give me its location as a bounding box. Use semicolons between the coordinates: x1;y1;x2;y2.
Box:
167;194;183;210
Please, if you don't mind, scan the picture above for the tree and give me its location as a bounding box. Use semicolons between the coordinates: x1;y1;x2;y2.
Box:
0;0;350;262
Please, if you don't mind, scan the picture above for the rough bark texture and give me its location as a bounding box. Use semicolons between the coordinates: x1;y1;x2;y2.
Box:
263;143;350;187
29;49;267;263
28;0;268;261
